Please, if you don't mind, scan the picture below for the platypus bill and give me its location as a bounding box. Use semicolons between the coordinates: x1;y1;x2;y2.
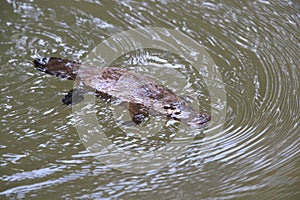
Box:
33;57;211;128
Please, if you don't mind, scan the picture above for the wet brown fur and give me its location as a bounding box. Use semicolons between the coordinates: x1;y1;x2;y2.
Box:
33;57;211;127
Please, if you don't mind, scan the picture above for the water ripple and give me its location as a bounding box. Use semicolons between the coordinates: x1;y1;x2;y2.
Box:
0;0;299;199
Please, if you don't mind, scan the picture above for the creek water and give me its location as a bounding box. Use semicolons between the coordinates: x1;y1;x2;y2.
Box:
0;0;299;199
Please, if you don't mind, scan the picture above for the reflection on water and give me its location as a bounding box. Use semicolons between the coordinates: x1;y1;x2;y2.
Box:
0;0;299;199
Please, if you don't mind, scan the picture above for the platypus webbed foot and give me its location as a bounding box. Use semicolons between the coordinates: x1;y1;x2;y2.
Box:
62;88;85;105
128;102;150;125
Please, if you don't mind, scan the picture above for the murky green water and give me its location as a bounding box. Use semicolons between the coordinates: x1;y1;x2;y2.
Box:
1;0;299;199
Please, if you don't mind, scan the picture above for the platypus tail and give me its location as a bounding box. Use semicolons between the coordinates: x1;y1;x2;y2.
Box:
33;57;80;80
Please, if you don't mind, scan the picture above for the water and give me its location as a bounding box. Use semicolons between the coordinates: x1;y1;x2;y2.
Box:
1;0;299;199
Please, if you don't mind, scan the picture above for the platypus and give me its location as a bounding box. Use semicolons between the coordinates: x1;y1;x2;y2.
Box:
33;57;211;128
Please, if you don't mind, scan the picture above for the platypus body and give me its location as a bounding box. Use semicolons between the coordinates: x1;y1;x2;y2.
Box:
34;57;210;128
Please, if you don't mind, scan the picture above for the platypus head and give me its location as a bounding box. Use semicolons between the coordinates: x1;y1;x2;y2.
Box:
33;57;80;80
165;103;211;129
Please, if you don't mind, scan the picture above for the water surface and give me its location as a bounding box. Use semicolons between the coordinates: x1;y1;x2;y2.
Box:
0;0;299;199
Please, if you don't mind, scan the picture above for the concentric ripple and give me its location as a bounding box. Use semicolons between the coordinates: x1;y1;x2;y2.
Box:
0;0;299;199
